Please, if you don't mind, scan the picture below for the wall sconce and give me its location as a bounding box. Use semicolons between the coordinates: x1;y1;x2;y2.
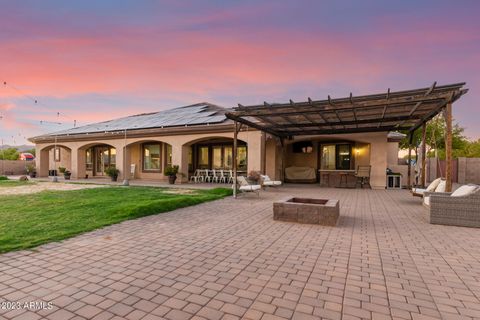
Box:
355;148;360;156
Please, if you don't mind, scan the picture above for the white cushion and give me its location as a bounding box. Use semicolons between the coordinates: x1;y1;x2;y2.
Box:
263;181;282;186
426;178;442;192
435;180;446;193
451;185;479;197
260;175;271;182
423;196;430;206
240;185;261;191
412;188;427;195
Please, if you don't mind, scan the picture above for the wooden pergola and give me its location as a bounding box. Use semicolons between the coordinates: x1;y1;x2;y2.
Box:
226;82;468;197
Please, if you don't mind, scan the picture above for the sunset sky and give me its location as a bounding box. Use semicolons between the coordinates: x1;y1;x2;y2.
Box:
1;0;479;145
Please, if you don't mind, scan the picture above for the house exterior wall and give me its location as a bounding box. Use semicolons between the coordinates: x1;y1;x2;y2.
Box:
49;147;71;171
272;132;387;189
387;142;399;165
34;127;391;188
35;129;262;183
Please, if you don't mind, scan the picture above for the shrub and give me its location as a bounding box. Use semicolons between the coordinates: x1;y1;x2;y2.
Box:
164;165;179;176
105;167;120;177
0;176;8;181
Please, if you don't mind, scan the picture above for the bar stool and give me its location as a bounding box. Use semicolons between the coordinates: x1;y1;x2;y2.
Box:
339;172;349;188
320;172;330;187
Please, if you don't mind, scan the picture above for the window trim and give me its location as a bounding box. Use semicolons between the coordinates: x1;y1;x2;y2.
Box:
142;142;162;173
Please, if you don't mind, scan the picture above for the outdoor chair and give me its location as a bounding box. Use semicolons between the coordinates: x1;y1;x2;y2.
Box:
198;169;208;183
205;169;214;183
260;175;282;188
411;177;444;197
355;165;371;188
423;184;480;227
189;169;203;183
218;170;227;183
235;176;261;196
227;170;234;184
211;169;220;183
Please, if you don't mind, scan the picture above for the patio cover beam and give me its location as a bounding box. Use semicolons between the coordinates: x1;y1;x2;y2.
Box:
226;83;467;137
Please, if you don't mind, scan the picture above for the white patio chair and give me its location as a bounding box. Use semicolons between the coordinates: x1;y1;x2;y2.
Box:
206;169;215;183
228;170;234;184
219;170;227;183
198;169;208;183
189;169;203;183
214;169;224;183
236;176;261;196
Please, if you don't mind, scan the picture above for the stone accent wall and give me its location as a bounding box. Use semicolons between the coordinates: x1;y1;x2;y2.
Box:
0;160;34;175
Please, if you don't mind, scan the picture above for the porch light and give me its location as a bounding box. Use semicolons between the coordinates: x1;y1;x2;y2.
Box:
301;146;313;153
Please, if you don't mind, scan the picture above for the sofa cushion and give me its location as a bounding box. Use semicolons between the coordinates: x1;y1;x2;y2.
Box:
435;180;446;193
426;178;442;192
260;175;271;182
240;185;261;191
451;184;479;197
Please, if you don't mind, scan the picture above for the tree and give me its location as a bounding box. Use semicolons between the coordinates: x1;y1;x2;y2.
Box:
0;148;20;160
399;115;468;160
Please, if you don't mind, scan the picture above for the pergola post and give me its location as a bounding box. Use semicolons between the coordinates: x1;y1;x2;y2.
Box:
445;102;453;192
407;133;413;188
280;138;286;182
421;123;427;188
233;121;238;198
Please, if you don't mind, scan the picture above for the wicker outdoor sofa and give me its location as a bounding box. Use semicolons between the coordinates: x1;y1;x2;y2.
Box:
423;185;480;227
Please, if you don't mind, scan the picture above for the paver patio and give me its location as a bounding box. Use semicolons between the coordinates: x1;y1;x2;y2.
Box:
1;186;480;320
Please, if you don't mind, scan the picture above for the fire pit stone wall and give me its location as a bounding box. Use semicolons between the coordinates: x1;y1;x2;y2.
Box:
273;197;339;226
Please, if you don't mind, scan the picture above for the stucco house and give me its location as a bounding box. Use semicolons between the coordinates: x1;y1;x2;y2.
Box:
30;102;406;189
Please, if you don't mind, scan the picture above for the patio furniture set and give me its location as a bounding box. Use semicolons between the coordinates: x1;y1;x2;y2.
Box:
189;169;237;184
413;178;480;228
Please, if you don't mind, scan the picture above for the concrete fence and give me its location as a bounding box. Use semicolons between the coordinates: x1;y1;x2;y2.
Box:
427;157;480;185
0;160;35;175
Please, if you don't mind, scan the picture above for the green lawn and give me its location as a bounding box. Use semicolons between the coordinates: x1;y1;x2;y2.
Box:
0;179;33;187
0;186;232;253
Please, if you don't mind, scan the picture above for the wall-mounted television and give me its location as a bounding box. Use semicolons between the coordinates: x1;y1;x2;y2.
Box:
292;141;313;153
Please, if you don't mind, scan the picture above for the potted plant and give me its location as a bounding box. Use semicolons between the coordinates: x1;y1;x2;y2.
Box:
164;165;179;184
247;170;261;184
63;170;72;180
26;164;37;178
105;167;120;182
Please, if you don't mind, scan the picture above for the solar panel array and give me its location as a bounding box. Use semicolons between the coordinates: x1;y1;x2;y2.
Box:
47;103;229;136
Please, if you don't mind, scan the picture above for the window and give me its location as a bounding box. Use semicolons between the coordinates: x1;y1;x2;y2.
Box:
321;144;352;170
224;146;233;169
237;146;247;171
198;146;209;169
109;148;116;165
336;144;351;170
212;146;223;169
321;145;336;170
165;144;172;167
143;143;161;171
86;148;93;170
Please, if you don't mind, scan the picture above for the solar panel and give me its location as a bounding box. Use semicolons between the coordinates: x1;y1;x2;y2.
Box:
46;103;228;136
